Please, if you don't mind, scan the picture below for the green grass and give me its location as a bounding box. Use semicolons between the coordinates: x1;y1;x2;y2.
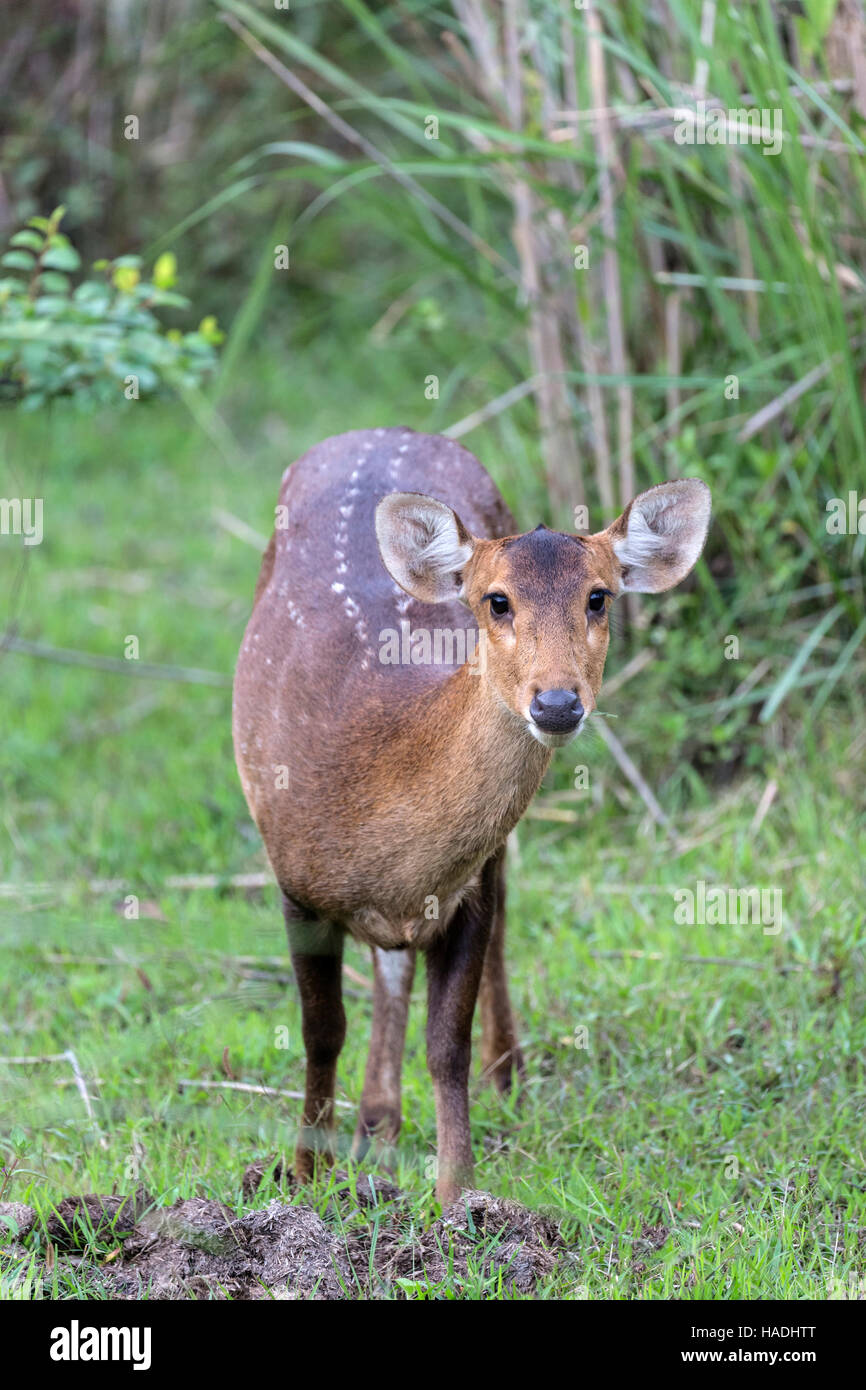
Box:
0;355;864;1300
3;0;866;1303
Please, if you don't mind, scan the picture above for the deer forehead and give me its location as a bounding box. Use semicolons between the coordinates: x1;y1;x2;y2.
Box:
471;527;616;601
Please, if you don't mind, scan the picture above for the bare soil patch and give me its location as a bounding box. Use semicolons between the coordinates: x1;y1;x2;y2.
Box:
1;1164;571;1299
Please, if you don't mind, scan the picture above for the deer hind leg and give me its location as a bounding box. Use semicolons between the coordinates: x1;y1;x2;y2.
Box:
479;845;526;1094
282;894;346;1180
352;946;416;1165
425;858;497;1204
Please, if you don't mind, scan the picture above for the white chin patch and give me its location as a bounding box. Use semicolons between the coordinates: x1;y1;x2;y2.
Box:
527;719;583;749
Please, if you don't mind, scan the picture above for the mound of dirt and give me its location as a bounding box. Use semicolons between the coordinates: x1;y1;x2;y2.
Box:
0;1202;36;1243
11;1170;570;1299
45;1191;153;1250
110;1197;353;1300
382;1189;562;1295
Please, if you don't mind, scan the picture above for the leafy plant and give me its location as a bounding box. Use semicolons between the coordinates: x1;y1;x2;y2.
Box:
0;208;222;410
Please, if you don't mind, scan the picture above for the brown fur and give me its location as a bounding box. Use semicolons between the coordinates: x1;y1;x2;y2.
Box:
232;427;709;1201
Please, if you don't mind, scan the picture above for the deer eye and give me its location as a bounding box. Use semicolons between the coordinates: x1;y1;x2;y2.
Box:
486;593;510;617
588;589;609;613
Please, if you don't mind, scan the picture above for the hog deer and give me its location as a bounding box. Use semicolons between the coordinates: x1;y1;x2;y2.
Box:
233;428;710;1203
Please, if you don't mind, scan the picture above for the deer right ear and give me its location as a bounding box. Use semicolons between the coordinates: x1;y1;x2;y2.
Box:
605;479;711;593
375;492;475;604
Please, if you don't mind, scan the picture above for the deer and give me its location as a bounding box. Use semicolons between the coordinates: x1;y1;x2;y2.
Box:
232;427;711;1204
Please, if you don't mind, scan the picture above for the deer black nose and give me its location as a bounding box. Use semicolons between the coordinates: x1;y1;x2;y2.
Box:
529;688;584;733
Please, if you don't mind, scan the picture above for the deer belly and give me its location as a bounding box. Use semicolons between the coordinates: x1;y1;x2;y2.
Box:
346;873;481;950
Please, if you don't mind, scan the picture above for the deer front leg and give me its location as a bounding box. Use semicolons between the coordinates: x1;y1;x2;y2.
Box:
352;946;415;1164
479;846;525;1094
283;896;346;1180
425;860;496;1204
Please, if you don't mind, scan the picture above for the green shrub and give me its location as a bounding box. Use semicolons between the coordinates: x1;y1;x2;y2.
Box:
0;207;222;410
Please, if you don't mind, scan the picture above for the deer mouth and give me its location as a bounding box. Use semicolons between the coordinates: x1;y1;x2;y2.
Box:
526;716;585;749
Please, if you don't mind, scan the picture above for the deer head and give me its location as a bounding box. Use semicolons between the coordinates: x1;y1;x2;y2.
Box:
376;479;711;748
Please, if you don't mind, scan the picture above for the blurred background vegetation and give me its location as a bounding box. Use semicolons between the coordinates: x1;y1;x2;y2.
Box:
2;0;865;789
0;2;865;1287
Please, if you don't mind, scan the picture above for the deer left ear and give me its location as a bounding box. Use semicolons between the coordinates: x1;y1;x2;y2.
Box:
375;491;476;604
604;479;711;594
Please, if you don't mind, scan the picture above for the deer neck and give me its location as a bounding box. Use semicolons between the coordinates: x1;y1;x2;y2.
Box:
418;661;551;856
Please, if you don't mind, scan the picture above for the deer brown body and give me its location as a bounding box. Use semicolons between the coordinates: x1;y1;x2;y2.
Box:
233;426;710;1201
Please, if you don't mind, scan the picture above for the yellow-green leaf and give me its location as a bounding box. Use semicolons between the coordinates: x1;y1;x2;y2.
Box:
153;252;177;290
198;315;225;345
112;265;141;293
